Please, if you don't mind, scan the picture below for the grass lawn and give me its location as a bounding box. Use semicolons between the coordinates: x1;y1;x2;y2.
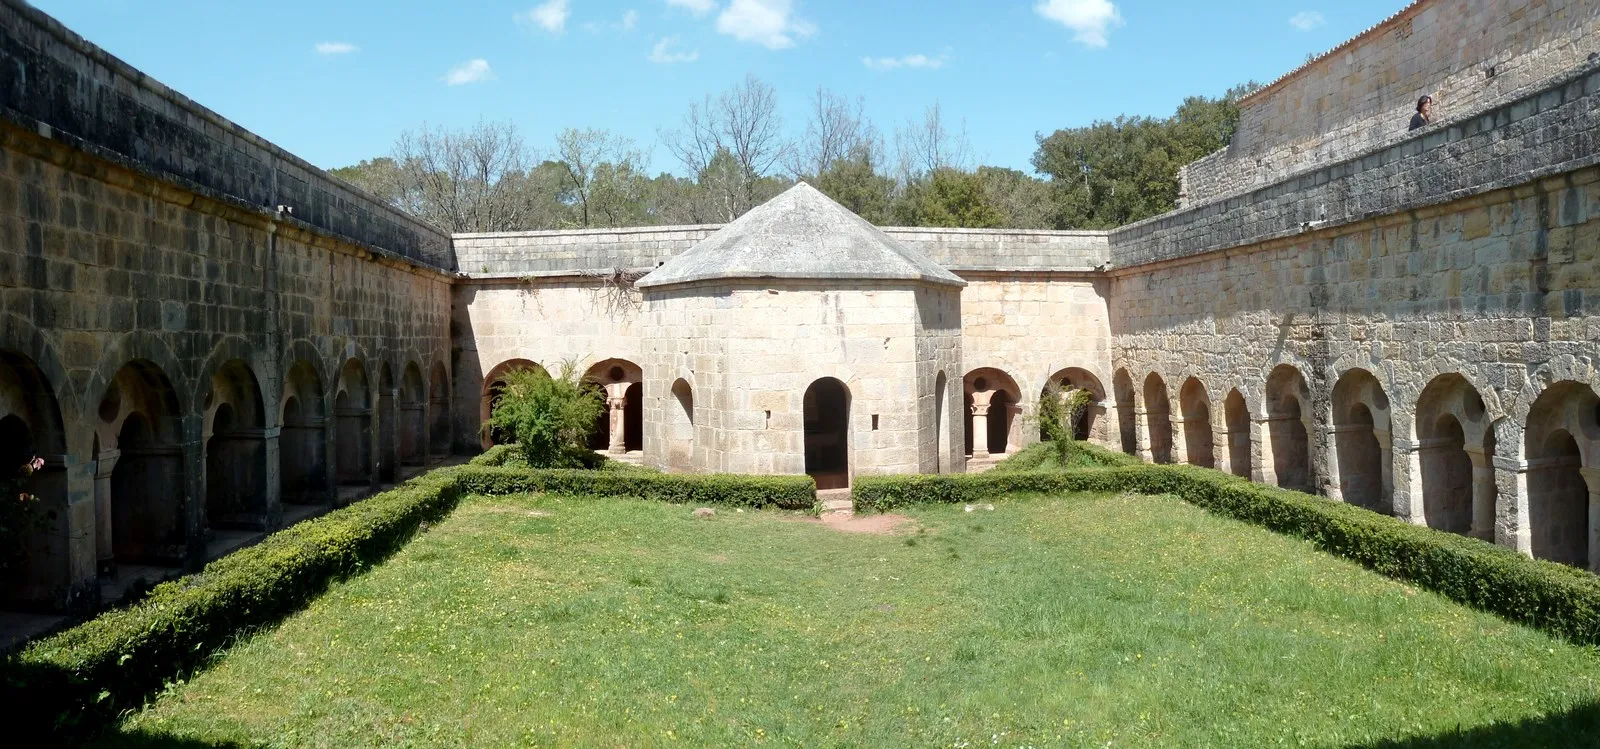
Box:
109;492;1600;747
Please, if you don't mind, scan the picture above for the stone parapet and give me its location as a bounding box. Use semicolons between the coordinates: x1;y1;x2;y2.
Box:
0;0;454;270
1113;63;1600;269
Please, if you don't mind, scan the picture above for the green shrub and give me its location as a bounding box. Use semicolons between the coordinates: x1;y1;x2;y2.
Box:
855;462;1600;646
469;443;517;467
4;471;464;738
449;466;817;510
988;440;1141;473
485;362;605;469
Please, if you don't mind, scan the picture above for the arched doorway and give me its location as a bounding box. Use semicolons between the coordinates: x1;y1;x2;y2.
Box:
101;361;187;566
1224;389;1252;479
668;378;695;472
281;360;328;505
335;359;372;486
204;360;268;530
585;359;643;454
1180;377;1214;468
1114;369;1136;454
1525;382;1599;569
429;362;451;458
1265;365;1312;491
1332;369;1391;511
964;368;1021;459
1143;373;1173;464
804;378;850;490
934;371;948;473
0;350;68;606
400;362;427;466
1041;368;1106;443
1416;374;1494;537
376;362;397;483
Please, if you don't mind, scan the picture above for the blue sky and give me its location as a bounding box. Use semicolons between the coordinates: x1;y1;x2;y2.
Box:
32;0;1408;175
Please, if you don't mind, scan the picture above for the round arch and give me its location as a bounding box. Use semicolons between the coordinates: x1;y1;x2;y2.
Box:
964;367;1022;458
803;377;851;489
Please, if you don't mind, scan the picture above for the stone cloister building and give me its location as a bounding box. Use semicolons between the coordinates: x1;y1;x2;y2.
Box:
0;0;1597;618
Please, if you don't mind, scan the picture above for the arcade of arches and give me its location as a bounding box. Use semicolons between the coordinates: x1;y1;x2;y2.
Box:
2;349;454;614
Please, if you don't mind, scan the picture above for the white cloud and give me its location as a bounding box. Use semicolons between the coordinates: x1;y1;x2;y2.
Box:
314;41;358;56
862;53;946;71
715;0;814;50
665;0;716;15
517;0;570;33
1288;11;1325;31
649;36;700;63
586;9;640;32
1034;0;1122;48
443;59;494;85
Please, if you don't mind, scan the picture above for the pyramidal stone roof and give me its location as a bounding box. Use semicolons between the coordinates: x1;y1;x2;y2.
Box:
635;182;966;290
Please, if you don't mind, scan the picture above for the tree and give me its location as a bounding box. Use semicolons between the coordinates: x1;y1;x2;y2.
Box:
895;102;972;181
485;362;605;469
895;168;1003;228
1032;83;1259;228
555;128;647;228
789;87;874;179
661;75;793;221
334;121;538;233
813;144;896;225
977;166;1054;229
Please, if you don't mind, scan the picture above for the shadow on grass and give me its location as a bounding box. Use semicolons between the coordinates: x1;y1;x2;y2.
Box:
1348;701;1600;748
89;728;257;748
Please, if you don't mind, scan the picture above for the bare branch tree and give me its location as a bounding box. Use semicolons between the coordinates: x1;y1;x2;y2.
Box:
386;121;536;233
789;87;876;178
661;75;793;220
895;102;973;180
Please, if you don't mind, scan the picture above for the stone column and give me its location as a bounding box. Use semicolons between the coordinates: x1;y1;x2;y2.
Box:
1496;454;1532;555
1169;415;1188;465
1133;407;1151;462
970;403;991;460
93;448;119;576
1212;423;1232;475
1252;416;1275;486
1322;425;1346;502
1464;446;1496;541
1388;436;1421;524
1583;468;1600;575
607;397;628;454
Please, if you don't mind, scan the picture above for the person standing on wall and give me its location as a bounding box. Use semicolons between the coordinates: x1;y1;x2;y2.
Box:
1409;95;1434;131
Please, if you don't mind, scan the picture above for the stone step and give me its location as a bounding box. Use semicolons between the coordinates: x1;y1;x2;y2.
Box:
817;488;854;515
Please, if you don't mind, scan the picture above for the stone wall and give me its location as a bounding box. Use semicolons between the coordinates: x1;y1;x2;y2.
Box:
454;225;1108;276
1;84;451;611
1124;62;1600;268
958;274;1116;453
450;278;644;450
640;280;958;480
0;0;453;270
1180;0;1600;207
1107;161;1599;560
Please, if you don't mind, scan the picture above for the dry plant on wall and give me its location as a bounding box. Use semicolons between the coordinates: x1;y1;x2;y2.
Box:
582;267;647;316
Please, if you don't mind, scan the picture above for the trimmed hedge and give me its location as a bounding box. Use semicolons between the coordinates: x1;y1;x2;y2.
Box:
451;465;816;510
855;463;1600;646
470;444;660;474
4;462;815;740
4;470;464;737
988;440;1142;473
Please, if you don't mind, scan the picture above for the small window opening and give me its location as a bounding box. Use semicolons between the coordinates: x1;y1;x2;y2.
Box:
871;415;880;431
